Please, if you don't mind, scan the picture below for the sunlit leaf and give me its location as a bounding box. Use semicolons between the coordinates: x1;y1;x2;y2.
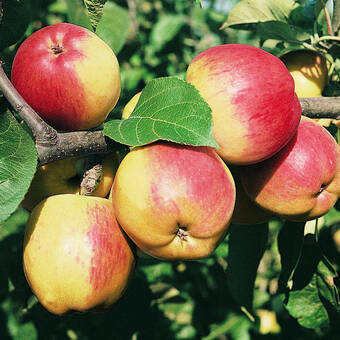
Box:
104;77;218;148
0;111;37;224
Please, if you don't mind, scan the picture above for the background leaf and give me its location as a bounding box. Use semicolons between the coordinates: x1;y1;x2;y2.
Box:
150;15;186;52
66;0;130;54
104;77;218;148
0;0;31;50
221;0;295;29
278;221;306;291
83;0;106;31
226;223;269;314
0;112;37;224
96;2;130;55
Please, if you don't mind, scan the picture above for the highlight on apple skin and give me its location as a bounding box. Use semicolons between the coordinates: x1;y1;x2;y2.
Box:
186;44;301;165
112;142;236;261
240;117;340;222
11;22;121;131
23;194;135;315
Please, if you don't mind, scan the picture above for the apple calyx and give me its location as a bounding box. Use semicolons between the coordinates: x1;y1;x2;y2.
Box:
51;44;65;55
176;225;189;242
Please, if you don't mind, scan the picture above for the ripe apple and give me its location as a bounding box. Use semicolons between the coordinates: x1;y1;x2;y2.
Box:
280;49;328;98
229;166;272;225
21;153;119;211
121;91;142;119
11;22;121;131
23;194;135;315
112;142;236;261
240;117;340;221
186;44;301;165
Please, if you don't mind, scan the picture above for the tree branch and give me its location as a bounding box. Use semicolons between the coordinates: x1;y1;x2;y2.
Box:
300;97;340;119
0;61;339;166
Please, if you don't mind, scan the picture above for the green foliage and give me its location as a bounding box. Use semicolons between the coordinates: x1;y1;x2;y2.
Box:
0;0;31;50
104;77;218;148
0;0;339;339
83;0;107;30
0;112;37;224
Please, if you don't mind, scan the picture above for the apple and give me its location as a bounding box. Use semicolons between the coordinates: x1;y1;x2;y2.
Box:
280;49;333;128
280;49;328;98
240;117;340;222
23;194;135;315
112;142;236;261
121;91;142;119
11;22;121;131
186;44;301;165
229;166;272;225
21;153;119;211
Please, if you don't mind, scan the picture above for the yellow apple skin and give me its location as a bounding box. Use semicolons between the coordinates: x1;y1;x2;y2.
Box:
121;91;142;119
112;142;236;261
23;194;135;315
21;153;119;211
229;166;272;225
186;44;301;165
280;49;328;98
240;117;340;222
11;23;121;131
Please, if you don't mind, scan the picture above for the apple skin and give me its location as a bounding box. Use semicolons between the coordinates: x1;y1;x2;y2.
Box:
11;23;121;131
240;117;340;222
121;91;142;119
229;166;272;225
280;49;328;98
112;142;236;261
186;44;301;165
23;194;135;315
21;153;119;211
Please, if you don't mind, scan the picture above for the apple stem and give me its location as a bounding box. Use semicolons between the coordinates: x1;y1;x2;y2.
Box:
79;163;103;195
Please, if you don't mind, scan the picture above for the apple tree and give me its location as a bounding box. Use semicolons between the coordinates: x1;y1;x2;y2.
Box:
0;0;340;339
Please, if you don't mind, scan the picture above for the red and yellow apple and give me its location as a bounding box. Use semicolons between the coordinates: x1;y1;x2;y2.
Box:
112;142;236;261
240;117;340;221
11;22;121;131
280;49;328;98
186;44;301;165
21;153;119;211
23;194;135;315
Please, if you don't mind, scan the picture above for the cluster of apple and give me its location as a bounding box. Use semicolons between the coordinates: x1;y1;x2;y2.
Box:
11;23;340;315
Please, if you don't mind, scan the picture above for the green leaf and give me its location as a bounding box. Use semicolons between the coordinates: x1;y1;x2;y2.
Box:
316;261;340;313
65;0;92;29
0;111;37;224
96;2;130;55
256;21;310;42
104;77;218;148
66;0;130;54
150;15;186;52
226;223;268;314
0;0;32;50
221;0;295;29
283;274;330;329
83;0;107;31
0;1;3;25
278;221;305;291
